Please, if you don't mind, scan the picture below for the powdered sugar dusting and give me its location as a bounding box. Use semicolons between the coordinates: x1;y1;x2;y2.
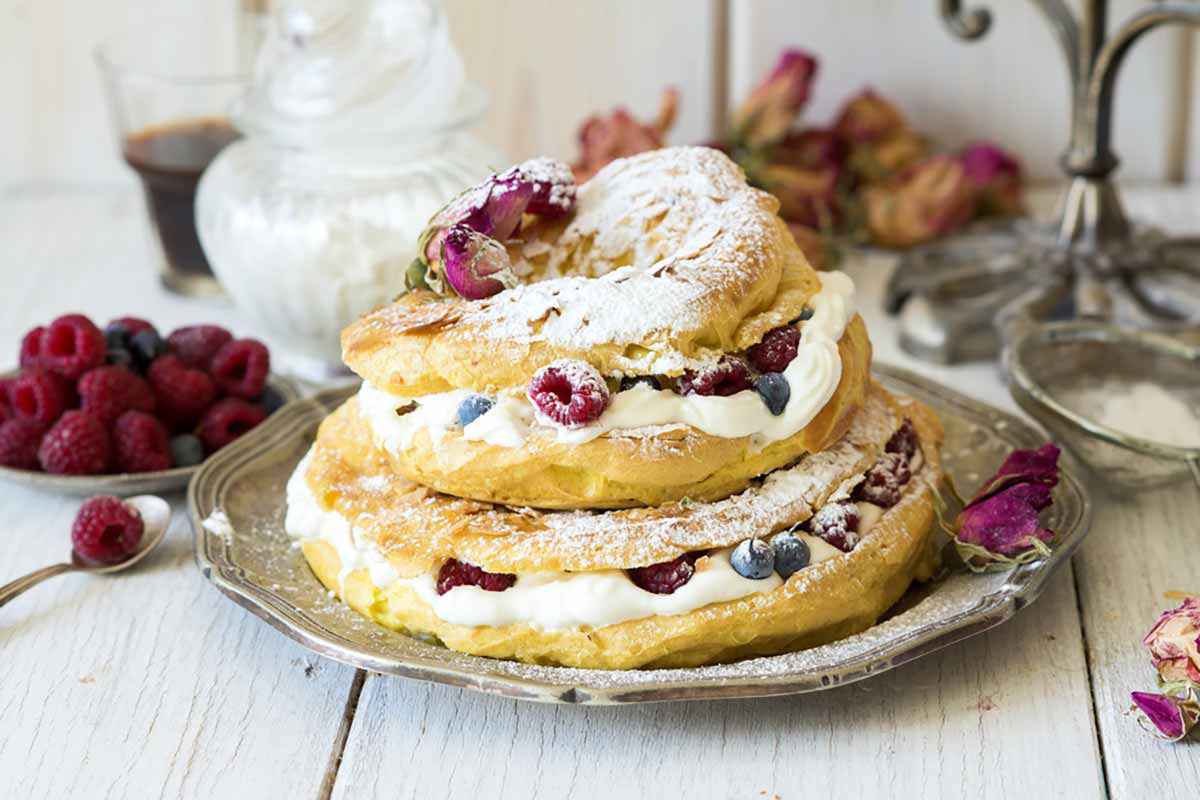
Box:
446;147;784;371
508;157;576;212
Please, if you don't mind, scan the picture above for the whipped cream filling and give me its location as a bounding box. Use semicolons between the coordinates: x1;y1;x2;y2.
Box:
284;450;855;631
357;271;857;453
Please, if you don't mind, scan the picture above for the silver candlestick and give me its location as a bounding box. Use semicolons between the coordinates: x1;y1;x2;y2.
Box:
887;0;1200;363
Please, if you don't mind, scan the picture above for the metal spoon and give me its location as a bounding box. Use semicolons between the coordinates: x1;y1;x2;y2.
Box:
0;495;171;609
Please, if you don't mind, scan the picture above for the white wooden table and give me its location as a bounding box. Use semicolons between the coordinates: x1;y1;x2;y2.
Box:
1;183;1197;799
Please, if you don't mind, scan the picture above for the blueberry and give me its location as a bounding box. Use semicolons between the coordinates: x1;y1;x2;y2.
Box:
130;329;167;372
106;347;134;369
456;394;494;427
772;532;811;578
730;538;775;580
754;373;790;416
257;386;287;415
104;322;132;350
169;434;205;467
619;375;662;391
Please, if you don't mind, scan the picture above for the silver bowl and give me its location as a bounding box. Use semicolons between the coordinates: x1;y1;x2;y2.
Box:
0;372;300;496
1005;322;1200;489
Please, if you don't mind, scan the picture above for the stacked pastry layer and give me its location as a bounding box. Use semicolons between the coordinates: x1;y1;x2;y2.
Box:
285;147;944;669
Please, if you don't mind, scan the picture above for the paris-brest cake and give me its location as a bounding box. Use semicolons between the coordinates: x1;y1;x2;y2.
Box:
285;147;944;669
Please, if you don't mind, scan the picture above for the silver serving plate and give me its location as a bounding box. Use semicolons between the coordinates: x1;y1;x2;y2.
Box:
0;372;299;496
188;365;1090;705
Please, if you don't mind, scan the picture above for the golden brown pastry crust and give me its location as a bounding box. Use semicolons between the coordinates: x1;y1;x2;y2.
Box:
341;148;822;396
358;315;871;509
302;382;942;574
299;459;941;670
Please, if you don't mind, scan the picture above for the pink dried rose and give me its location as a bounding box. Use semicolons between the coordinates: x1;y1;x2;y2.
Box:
834;89;928;184
863;155;979;248
440;224;518;299
833;88;907;143
756;163;840;229
1143;596;1200;686
960;141;1025;217
772;128;847;170
409;158;576;298
732;49;819;148
951;443;1061;570
1131;691;1199;742
850;128;929;184
572;88;679;182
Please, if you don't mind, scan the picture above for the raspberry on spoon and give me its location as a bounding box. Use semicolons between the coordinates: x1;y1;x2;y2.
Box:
71;495;144;565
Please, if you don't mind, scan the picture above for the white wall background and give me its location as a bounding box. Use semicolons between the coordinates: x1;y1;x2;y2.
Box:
1;0;1197;187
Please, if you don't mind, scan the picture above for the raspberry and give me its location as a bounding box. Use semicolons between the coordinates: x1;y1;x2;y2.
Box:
680;356;753;397
436;558;517;595
71;495;144;565
10;369;71;426
628;552;702;594
527;359;610;427
38;314;106;380
0;418;47;469
167;325;232;369
19;326;44;369
885;418;918;460
78;366;156;427
747;326;801;373
113;411;171;473
38;411;111;475
197;398;266;453
807;501;861;552
209;339;270;399
853;452;912;508
147;355;217;430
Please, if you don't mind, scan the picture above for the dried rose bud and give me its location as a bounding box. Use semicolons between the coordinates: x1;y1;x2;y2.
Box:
732;50;819;148
498;157;577;218
1131;690;1199;742
952;443;1060;570
1143;596;1200;686
833;88;908;143
961;141;1025;217
849;128;930;185
772;128;847;170
757;163;840;229
573;88;679;182
413;158;577;298
864;155;979;248
441;223;518;300
980;443;1061;496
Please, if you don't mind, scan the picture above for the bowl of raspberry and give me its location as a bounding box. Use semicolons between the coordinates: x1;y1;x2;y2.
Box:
0;314;299;495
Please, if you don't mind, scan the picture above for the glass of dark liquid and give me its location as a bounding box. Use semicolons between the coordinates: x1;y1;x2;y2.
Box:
95;27;246;296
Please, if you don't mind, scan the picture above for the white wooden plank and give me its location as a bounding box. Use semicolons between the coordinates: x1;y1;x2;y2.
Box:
1073;487;1200;799
0;186;356;798
729;0;1188;182
330;570;1102;800
1067;186;1200;799
444;0;719;163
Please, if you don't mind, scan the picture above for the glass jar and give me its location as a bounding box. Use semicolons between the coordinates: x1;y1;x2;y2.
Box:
195;0;499;379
